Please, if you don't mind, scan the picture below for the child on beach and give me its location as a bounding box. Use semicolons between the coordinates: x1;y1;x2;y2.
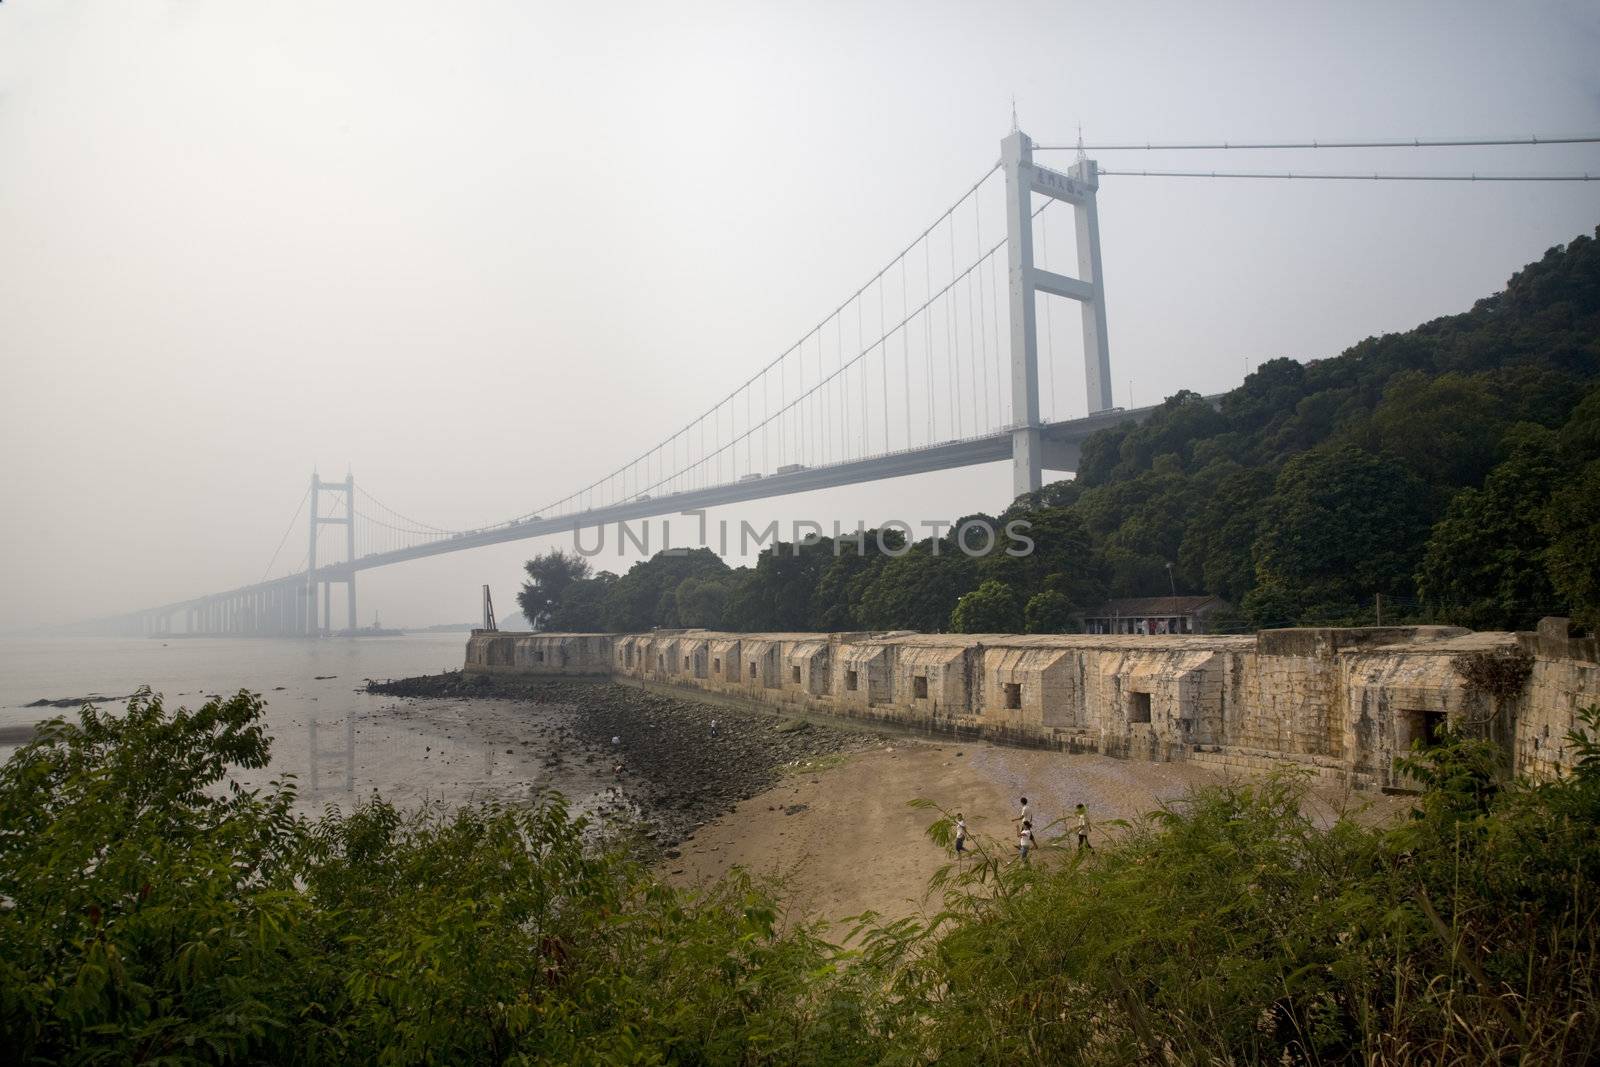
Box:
954;812;967;858
1075;803;1092;851
1018;820;1036;864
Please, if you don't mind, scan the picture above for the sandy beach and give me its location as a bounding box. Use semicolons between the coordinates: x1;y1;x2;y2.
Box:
660;739;1409;929
348;674;1411;929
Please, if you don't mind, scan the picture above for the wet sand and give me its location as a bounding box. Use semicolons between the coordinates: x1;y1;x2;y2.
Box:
662;741;1407;930
231;693;631;821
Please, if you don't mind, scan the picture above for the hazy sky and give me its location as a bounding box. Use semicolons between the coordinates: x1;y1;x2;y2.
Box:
3;1;1598;630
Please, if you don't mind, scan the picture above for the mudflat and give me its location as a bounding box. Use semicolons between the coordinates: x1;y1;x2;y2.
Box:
358;673;1407;929
662;742;1407;929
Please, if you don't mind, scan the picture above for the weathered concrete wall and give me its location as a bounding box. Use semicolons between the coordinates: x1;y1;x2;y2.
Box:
464;620;1600;789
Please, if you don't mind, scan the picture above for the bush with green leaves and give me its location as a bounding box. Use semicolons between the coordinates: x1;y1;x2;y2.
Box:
5;690;1598;1064
883;710;1600;1064
0;690;884;1065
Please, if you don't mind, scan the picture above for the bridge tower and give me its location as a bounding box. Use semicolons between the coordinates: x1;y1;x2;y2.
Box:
306;472;357;636
1001;129;1113;497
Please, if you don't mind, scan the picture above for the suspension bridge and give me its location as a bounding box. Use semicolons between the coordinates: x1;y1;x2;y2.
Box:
100;126;1598;637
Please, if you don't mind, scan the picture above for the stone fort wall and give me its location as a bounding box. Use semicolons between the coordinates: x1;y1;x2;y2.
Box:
463;620;1600;791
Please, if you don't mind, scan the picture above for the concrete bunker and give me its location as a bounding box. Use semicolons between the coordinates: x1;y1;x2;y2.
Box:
708;636;741;684
890;640;971;715
784;639;831;697
834;642;893;711
981;644;1084;730
740;638;782;691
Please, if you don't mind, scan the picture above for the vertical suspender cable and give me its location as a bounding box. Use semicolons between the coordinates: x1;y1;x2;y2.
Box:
879;275;889;454
838;312;847;460
924;238;935;444
974;195;990;433
823;315;833;465
989;251;1003;426
901;258;911;450
948;213;961;438
857;294;866;458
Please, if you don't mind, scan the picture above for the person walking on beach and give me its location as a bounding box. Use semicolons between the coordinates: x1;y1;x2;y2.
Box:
954;812;968;859
1013;796;1030;828
1018;820;1036;865
709;718;719;738
1075;803;1092;851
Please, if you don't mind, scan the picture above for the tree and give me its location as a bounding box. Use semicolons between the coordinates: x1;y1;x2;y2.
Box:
1176;463;1272;602
980;505;1102;607
1360;371;1507;490
856;549;977;632
599;549;730;632
1113;390;1229;472
674;575;733;628
1416;427;1560;630
1251;446;1433;621
1024;590;1079;634
1543;459;1600;634
810;530;907;631
951;580;1023;634
516;550;591;631
546;572;618;632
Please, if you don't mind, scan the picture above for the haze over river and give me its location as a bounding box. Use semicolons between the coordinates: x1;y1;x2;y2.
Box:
0;633;621;819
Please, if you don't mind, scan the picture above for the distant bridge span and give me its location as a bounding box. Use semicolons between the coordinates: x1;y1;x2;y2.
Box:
112;402;1175;637
99;127;1217;638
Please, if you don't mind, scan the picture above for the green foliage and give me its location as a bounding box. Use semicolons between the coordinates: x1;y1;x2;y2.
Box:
949;580;1023;634
672;573;735;628
1543;458;1600;633
0;693;884;1065
1359;370;1507;490
1249;445;1434;622
515;550;592;631
893;739;1600;1064
544;570;616;631
1417;426;1562;629
721;535;863;632
1023;589;1079;634
855;547;977;632
7;692;1600;1063
558;547;732;633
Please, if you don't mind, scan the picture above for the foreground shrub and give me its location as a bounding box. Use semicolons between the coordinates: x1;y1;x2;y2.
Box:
0;691;880;1065
3;691;1597;1064
892;713;1600;1065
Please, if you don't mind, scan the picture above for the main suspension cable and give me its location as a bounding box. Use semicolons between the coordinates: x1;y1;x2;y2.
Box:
1035;133;1600;152
1098;169;1596;182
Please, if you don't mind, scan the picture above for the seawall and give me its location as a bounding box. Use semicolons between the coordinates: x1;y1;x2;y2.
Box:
462;619;1600;791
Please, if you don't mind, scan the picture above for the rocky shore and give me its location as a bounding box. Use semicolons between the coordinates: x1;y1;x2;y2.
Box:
367;672;874;849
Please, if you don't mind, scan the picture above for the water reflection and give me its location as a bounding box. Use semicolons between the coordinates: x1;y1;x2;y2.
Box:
306;711;355;796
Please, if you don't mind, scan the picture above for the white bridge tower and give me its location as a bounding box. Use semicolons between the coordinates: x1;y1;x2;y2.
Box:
1002;129;1113;497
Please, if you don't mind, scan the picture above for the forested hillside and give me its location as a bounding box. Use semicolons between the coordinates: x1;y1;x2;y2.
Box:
535;226;1600;635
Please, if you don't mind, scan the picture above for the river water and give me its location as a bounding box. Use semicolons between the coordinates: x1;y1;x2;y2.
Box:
0;633;622;819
